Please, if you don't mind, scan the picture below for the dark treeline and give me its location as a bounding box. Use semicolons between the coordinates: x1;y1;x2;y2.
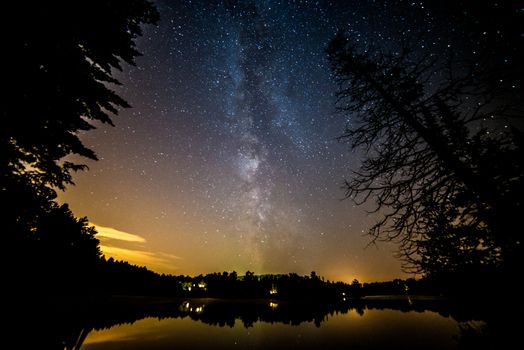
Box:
70;260;490;299
22;255;446;300
172;271;352;300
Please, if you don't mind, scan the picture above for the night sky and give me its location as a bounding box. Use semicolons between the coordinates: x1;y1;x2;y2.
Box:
59;1;447;282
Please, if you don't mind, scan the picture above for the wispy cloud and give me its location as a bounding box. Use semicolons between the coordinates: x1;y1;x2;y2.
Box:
92;223;146;243
90;222;181;274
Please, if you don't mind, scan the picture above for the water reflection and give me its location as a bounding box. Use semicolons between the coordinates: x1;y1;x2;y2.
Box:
82;310;458;350
13;297;518;350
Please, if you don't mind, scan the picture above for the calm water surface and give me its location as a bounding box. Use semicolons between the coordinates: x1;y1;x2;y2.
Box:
81;307;461;350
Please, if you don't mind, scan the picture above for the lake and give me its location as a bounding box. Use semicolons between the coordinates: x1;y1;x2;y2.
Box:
74;298;482;350
15;296;512;349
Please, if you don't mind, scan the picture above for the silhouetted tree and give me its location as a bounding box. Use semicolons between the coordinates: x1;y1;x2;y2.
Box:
349;279;362;299
9;201;103;293
1;0;158;293
327;2;523;281
1;0;158;191
244;270;256;281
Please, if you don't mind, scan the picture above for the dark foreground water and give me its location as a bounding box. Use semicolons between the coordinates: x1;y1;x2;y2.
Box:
15;296;517;349
81;307;462;350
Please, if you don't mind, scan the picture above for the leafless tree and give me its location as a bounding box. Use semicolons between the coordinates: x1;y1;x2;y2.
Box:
327;30;523;276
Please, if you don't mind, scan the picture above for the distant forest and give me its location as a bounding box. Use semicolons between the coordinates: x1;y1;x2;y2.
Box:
94;261;427;298
17;256;469;299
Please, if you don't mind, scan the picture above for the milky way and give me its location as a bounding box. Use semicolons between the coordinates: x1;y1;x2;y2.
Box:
59;0;454;281
150;0;351;270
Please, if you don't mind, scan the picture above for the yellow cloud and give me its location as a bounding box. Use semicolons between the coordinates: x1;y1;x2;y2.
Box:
91;223;146;243
90;222;181;274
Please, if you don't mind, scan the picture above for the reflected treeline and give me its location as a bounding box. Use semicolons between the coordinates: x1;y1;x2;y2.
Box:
11;296;519;350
